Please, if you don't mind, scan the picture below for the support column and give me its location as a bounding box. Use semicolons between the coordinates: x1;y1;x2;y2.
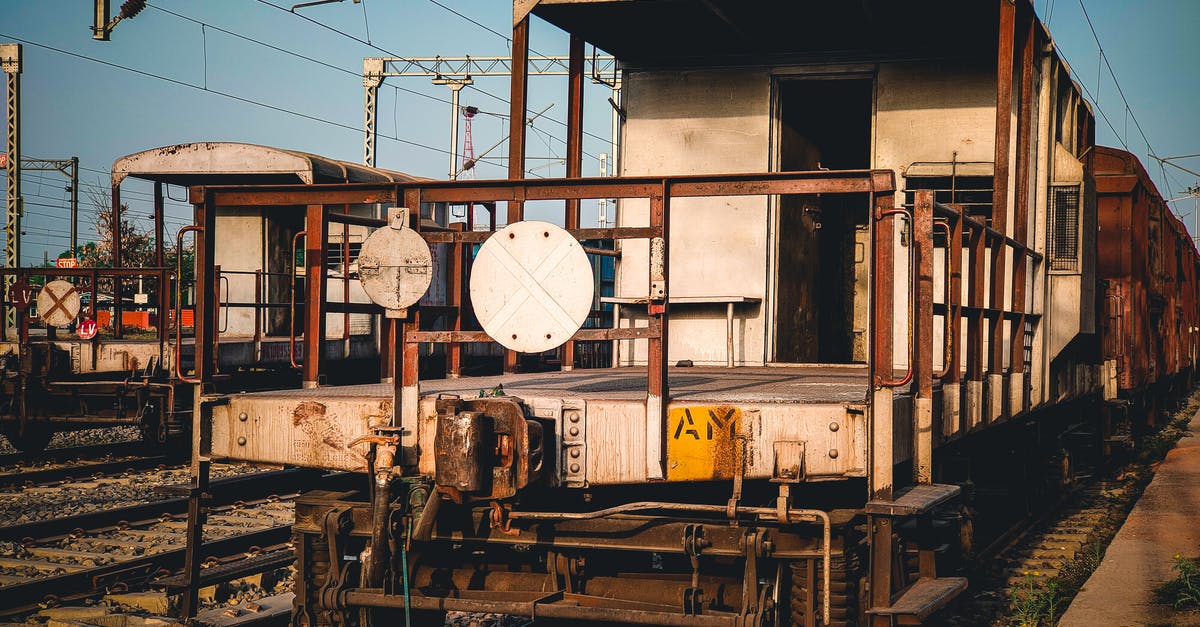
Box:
183;192;217;619
504;17;530;374
154;182;166;348
3;44;22;335
562;33;585;372
69;156;79;254
645;185;669;481
363;58;384;166
913;191;935;484
1010;6;1036;415
303;204;327;388
111;183;124;339
989;0;1016;420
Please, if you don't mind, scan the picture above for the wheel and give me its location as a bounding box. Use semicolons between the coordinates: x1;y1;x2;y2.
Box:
2;423;53;452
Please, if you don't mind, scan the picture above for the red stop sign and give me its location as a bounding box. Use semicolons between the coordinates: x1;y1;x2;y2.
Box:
78;318;98;340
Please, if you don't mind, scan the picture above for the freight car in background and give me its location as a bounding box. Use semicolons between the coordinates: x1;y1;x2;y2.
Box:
0;142;444;451
174;2;1198;627
1096;145;1200;424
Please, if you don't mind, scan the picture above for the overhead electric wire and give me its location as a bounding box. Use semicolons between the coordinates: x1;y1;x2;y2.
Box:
0;33;507;169
253;0;609;158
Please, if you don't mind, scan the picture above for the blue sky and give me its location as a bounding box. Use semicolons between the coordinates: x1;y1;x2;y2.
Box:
2;0;1199;263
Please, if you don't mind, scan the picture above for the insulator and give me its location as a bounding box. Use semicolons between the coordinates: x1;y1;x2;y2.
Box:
119;0;146;19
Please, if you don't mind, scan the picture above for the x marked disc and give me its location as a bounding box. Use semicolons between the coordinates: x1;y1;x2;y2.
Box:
357;224;433;311
36;280;81;328
470;221;594;353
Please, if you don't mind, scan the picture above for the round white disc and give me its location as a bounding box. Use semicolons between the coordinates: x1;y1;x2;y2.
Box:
37;280;81;328
357;225;433;311
470;221;594;353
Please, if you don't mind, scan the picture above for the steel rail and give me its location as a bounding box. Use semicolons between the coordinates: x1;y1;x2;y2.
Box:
0;455;168;490
0;467;322;542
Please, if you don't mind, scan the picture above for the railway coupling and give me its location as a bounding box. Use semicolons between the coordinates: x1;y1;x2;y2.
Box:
291;394;850;627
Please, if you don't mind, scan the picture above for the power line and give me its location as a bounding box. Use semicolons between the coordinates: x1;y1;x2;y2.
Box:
1075;0;1158;159
0;33;507;169
254;0;610;156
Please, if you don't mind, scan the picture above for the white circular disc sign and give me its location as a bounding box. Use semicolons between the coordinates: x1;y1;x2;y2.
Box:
36;280;81;328
357;224;433;311
470;221;594;353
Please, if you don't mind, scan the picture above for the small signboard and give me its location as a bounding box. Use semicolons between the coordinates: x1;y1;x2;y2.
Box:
133;293;148;305
0;153;7;168
55;257;78;269
78;318;98;340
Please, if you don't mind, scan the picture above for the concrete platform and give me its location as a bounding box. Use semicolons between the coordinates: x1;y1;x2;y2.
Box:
1061;407;1200;626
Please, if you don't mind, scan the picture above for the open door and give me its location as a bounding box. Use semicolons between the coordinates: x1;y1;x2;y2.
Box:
774;77;873;363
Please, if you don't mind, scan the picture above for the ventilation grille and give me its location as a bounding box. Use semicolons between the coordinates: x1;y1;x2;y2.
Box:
1049;185;1080;271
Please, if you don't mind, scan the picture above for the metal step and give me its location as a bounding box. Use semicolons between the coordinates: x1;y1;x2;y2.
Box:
865;484;961;517
866;576;968;624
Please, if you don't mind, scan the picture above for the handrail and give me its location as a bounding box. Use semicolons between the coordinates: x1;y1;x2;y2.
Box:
218;272;230;334
933;221;955;379
175;226;203;384
876;208;915;388
289;230;307;370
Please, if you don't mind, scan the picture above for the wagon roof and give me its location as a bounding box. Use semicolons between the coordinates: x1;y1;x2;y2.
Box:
111;142;428;187
520;0;1005;67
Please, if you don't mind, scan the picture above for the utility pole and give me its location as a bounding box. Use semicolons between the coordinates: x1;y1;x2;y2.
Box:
21;158;80;254
360;54;619;169
2;43;21;334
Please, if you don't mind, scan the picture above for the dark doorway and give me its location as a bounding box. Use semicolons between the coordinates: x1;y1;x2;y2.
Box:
774;78;873;363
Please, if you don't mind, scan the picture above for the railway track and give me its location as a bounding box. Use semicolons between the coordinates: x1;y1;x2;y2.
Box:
0;467;344;617
0;441;165;490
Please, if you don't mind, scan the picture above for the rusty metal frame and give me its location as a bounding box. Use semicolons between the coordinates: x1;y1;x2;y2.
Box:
190;169;897;477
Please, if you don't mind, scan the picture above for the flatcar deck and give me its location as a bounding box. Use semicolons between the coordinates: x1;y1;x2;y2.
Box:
228;365;870;405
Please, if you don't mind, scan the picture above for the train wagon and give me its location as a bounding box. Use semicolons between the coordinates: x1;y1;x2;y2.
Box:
0;142;442;451
175;2;1195;626
1096;146;1200;423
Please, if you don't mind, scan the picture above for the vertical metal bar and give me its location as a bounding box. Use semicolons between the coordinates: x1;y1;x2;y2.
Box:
562;33;585;372
645;184;669;481
303;204;327;388
449;86;461;180
69;156;79;255
342;205;350;343
253;269;262;344
111;184;124;339
447;222;463;378
913;191;935;484
504;17;530;375
1011;6;1036;382
870;191;896;501
726;301;734;368
154;182;166;347
947;209;964;385
868;515;894;627
398;189;422;461
182;192;216;620
990;0;1016;382
3;45;21;336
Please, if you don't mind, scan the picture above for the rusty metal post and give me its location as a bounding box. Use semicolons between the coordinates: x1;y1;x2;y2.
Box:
868;191;897;626
989;0;1016;420
112;184;124;339
944;206;965;435
1010;6;1036;393
154;182;167;349
561;33;585;372
182;192;216;620
913;191;934;483
398;188;423;463
644;183;669;481
967;225;986;429
870;190;897;501
447;222;463;378
303;204;327;388
504;16;530;375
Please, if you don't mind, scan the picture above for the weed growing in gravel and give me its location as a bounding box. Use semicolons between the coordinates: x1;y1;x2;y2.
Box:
1155;554;1200;611
1008;572;1062;626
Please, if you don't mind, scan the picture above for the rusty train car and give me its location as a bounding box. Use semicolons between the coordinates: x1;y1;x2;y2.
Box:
0;143;440;451
1096;146;1200;418
149;2;1196;626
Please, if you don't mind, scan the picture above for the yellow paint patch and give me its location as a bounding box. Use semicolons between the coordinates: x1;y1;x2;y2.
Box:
666;406;742;481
